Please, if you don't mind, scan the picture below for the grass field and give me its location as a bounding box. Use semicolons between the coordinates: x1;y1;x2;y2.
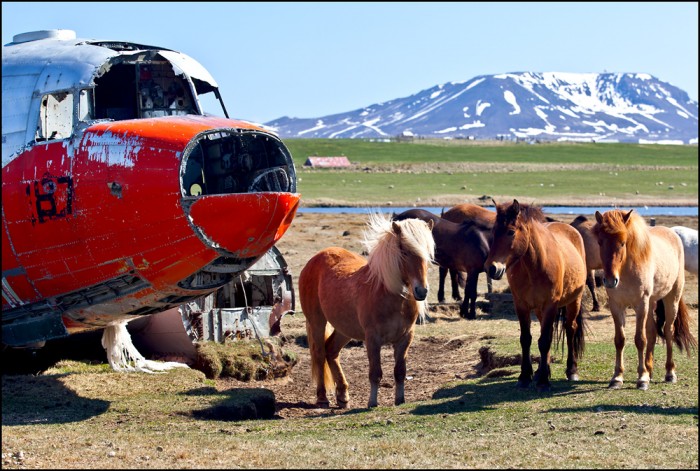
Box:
1;139;697;469
285;139;698;206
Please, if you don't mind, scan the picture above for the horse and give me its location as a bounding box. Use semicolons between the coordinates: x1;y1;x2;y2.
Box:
484;199;587;392
593;210;697;390
441;203;497;299
671;226;698;275
298;211;436;408
570;215;604;311
392;208;491;319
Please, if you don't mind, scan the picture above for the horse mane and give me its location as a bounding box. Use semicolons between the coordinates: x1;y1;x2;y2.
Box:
598;209;651;264
362;212;435;309
572;215;589;225
517;202;546;223
498;200;546;223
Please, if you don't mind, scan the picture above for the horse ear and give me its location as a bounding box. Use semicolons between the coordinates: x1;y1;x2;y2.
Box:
392;221;402;235
507;199;520;217
491;198;498;208
595;211;603;224
427;219;435;231
623;209;634;223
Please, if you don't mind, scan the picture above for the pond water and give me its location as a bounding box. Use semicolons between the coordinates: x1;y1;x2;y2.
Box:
297;206;698;217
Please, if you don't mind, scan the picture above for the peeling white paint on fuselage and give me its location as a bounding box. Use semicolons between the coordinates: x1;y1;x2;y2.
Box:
82;131;142;168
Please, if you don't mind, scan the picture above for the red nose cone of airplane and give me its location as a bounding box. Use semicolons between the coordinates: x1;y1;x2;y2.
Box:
187;192;300;258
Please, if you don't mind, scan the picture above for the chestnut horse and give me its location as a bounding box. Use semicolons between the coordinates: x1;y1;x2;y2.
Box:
392;208;490;319
570;215;604;312
593;210;697;390
299;212;435;408
484;199;587;392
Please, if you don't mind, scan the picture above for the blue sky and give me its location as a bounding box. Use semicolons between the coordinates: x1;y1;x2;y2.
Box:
3;2;698;124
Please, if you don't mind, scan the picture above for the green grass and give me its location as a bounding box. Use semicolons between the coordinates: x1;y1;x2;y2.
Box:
2;335;696;469
296;168;697;204
285;138;699;166
285;139;698;206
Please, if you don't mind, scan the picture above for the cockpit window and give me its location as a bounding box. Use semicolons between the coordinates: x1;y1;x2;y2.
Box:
93;60;197;120
36;91;73;141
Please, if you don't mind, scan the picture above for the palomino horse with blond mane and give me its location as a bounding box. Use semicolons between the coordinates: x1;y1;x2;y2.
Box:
484;199;587;392
593;209;697;390
299;212;435;408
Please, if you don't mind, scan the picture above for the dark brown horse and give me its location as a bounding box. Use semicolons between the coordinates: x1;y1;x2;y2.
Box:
484;199;587;392
441;204;497;300
392;208;491;319
570;215;604;312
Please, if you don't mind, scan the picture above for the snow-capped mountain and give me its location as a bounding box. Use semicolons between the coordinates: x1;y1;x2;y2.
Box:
265;72;698;144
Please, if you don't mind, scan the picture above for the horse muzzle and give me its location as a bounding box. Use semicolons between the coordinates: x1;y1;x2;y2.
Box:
486;262;506;281
413;286;428;301
603;276;619;289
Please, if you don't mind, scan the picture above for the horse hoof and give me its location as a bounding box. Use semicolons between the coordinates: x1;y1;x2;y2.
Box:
315;400;330;409
336;394;350;408
568;373;580;381
636;381;649;391
367;402;378;409
608;380;623;389
591;305;600;312
665;373;677;383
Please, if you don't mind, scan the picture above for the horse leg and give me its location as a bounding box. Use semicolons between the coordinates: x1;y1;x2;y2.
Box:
644;303;657;381
450;268;462;302
564;299;583;381
486;273;493;294
633;298;652;390
587;270;600;312
365;335;383;408
392;331;414;406
661;298;679;383
534;306;557;392
305;315;331;407
608;301;627;389
438;266;447;303
325;329;352;408
460;270;478;320
515;305;533;388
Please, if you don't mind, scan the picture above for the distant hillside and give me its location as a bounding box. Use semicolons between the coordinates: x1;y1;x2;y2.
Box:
265;72;698;144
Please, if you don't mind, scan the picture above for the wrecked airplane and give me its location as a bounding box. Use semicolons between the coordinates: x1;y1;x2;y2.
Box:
2;29;300;371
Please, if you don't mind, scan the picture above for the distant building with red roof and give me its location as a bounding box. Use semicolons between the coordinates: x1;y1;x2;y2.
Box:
303;156;352;168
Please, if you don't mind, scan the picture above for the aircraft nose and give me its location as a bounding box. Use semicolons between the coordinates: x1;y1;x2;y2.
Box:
187;193;299;258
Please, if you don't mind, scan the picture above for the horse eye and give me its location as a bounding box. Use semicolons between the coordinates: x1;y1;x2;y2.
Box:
507;229;515;236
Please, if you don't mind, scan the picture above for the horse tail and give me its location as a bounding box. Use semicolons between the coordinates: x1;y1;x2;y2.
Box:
305;320;335;395
554;305;586;358
573;305;586;358
655;298;698;355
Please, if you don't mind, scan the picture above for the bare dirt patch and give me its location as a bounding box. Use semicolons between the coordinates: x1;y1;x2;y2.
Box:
215;211;698;419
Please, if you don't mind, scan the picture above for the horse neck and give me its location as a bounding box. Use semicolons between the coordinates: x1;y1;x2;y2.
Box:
517;221;551;273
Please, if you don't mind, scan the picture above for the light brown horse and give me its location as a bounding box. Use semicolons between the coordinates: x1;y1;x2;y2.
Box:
593;209;697;390
298;212;435;408
484;199;587;392
570;215;604;312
